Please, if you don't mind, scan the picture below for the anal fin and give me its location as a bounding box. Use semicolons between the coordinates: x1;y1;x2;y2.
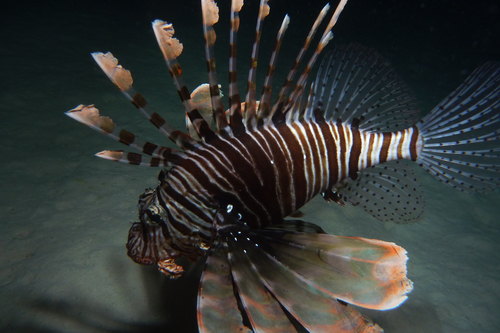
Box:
335;160;425;223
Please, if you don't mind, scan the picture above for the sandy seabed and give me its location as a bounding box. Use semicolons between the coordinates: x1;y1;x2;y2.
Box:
2;1;499;332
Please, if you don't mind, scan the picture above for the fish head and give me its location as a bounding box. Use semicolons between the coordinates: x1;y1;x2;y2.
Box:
126;186;211;278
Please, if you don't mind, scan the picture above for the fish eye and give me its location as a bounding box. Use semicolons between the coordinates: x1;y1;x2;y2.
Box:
142;205;165;225
148;212;163;224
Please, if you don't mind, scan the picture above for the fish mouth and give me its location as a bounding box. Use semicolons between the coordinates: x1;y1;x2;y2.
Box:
126;219;210;278
126;221;177;266
126;221;185;278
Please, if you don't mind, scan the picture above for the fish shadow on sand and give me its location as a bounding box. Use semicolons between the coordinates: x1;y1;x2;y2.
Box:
11;247;443;332
18;260;443;333
12;256;204;332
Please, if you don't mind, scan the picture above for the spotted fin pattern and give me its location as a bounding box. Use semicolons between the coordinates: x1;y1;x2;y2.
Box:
335;160;425;223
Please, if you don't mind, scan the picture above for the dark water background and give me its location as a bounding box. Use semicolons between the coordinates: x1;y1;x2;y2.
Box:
1;0;500;332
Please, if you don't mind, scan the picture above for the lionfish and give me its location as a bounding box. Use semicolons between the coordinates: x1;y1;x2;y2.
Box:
66;0;500;331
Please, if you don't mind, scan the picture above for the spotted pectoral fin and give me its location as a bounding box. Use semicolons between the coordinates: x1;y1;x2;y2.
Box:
332;160;424;223
253;230;413;311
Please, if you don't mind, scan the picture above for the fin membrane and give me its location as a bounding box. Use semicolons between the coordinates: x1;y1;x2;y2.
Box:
197;224;412;331
197;246;251;333
309;44;420;132
417;62;500;193
335;160;424;223
228;241;296;332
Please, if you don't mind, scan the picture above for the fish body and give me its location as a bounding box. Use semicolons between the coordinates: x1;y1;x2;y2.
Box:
134;119;419;250
66;0;500;331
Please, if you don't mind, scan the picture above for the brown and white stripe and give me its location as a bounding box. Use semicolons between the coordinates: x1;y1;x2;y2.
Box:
243;0;270;130
154;117;422;238
228;0;244;130
256;14;289;123
66;5;500;317
152;20;216;143
201;0;229;135
269;3;331;124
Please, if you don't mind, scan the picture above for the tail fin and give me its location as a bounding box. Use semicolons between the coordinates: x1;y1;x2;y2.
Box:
417;62;500;193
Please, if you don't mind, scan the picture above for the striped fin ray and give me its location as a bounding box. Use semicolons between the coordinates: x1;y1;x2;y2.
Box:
321;0;348;41
228;0;244;131
418;62;500;133
200;0;230;136
91;51;198;150
244;0;270;131
151;20;216;143
65;104;181;166
286;0;350;121
333;160;425;223
285;31;333;123
255;14;290;125
309;44;420;131
268;4;331;124
417;62;500;193
95;150;172;167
